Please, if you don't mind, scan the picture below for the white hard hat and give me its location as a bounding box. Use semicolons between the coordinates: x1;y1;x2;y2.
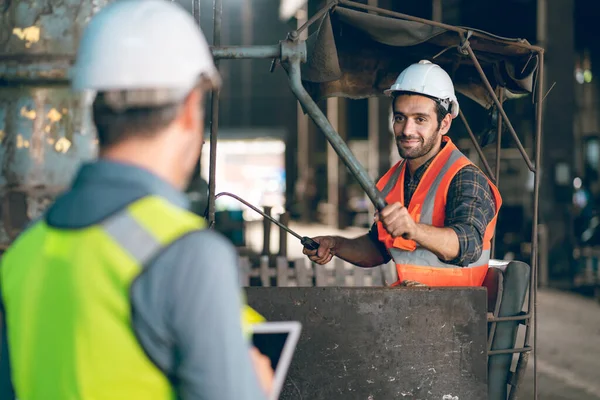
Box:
384;60;459;119
71;0;220;102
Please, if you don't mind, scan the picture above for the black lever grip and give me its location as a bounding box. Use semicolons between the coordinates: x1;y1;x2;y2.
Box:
301;236;320;251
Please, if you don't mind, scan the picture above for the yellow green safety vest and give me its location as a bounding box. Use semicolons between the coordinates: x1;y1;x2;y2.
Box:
0;195;263;400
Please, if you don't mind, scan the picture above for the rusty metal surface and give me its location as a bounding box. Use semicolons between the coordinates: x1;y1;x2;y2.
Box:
0;0;109;82
0;87;97;242
0;0;106;244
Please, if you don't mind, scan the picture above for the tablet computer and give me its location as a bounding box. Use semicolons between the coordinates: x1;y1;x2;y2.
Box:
251;321;302;400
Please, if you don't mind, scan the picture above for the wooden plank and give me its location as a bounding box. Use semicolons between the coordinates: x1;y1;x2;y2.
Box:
259;255;271;287
276;256;289;287
294;258;311;287
238;256;250;287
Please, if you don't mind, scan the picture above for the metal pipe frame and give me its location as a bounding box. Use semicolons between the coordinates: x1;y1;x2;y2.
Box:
207;0;223;226
286;57;388;211
495;89;504;184
488;346;532;356
464;42;535;172
530;49;544;400
487;273;504;353
488;313;530;323
211;45;281;59
458;110;496;183
294;0;338;37
206;1;545;395
491;89;504;257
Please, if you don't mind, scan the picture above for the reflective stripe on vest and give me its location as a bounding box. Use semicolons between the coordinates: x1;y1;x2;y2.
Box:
375;137;502;286
101;205;163;265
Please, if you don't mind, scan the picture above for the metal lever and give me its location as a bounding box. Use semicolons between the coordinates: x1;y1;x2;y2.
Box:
210;192;320;251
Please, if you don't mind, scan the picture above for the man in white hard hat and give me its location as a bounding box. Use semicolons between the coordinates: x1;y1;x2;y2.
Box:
304;60;502;287
0;0;272;399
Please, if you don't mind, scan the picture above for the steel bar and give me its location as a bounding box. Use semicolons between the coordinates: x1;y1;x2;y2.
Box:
459;110;496;182
338;0;543;52
213;192;304;241
491;89;504;257
211;45;281;59
287;59;388;211
487;346;532;356
207;0;223;226
192;0;200;24
508;352;529;400
530;49;544;400
487;272;504;352
464;43;535;172
262;206;273;256
488;313;530;322
294;0;338;37
279;212;290;257
212;191;320;250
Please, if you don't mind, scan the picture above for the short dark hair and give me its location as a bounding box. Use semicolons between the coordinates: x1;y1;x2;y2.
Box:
92;78;212;148
92;95;180;148
392;92;449;128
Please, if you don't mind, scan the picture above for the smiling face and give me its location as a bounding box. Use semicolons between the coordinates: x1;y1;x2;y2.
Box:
392;94;452;168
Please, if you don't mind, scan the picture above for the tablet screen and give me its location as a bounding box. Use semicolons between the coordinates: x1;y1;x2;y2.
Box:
252;332;289;371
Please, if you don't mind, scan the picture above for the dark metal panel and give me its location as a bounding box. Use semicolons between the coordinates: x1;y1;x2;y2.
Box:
247;287;488;400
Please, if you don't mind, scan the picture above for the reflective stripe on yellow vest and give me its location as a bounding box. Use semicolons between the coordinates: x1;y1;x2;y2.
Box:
0;195;263;399
375;137;502;287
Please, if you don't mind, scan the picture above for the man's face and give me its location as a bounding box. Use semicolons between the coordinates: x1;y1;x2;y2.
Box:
392;94;449;161
176;87;207;189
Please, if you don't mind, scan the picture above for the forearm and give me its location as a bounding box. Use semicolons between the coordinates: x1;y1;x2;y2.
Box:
412;224;460;262
333;234;388;268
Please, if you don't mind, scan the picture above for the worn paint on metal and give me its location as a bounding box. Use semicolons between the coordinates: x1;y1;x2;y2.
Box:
12;26;40;48
0;0;109;245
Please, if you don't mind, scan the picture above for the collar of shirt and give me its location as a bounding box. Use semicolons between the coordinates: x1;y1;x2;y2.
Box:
404;139;448;182
73;159;190;210
45;159;191;229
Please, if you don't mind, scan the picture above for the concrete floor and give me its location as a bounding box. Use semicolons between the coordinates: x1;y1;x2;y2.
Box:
517;289;600;400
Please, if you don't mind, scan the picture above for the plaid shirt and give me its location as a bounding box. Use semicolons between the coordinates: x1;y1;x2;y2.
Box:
369;152;497;266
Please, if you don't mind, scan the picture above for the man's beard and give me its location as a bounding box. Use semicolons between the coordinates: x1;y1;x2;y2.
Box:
396;131;440;160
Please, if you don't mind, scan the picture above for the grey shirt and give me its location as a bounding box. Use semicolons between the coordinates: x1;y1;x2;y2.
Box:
0;160;266;400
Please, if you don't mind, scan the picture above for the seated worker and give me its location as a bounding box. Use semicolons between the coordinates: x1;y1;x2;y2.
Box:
303;60;502;287
0;1;272;399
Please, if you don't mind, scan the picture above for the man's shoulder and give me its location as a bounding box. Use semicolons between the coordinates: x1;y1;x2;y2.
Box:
453;162;491;183
133;228;241;303
448;162;496;196
160;228;238;264
448;162;499;208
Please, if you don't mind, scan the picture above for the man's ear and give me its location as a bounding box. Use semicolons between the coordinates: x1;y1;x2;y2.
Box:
440;113;452;136
179;88;204;131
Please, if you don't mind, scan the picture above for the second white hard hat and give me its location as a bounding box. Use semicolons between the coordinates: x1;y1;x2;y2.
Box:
384;60;459;119
71;0;220;99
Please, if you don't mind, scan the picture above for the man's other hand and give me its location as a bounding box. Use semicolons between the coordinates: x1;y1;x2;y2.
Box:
302;236;336;265
250;347;274;396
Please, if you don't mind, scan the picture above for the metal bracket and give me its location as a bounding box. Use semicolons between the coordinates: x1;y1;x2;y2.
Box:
280;39;307;63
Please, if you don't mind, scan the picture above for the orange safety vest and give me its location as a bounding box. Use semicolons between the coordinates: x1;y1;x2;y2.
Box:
376;136;502;287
